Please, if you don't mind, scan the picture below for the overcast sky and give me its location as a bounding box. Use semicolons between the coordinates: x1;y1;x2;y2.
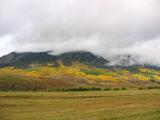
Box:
0;0;160;65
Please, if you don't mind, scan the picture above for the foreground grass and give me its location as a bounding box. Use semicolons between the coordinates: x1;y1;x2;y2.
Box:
0;90;160;120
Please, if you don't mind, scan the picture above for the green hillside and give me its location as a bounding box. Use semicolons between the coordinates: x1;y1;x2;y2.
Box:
0;63;160;91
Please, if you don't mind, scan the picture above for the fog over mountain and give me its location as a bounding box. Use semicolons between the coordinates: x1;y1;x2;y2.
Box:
0;0;160;66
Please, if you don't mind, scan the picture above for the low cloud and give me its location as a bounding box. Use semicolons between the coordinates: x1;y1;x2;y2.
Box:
0;0;160;66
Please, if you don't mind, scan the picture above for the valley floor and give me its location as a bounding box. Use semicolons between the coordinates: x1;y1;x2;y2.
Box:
0;90;160;120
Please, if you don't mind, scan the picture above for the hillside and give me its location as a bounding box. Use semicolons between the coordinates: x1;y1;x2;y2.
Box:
0;51;160;91
0;64;160;91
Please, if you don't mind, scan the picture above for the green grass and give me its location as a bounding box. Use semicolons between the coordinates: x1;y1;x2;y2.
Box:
0;90;160;120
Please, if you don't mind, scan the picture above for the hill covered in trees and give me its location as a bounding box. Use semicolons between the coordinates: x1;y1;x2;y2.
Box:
0;51;160;91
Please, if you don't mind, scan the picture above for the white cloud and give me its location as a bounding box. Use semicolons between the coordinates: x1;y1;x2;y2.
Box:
0;35;14;56
111;38;160;65
0;0;160;65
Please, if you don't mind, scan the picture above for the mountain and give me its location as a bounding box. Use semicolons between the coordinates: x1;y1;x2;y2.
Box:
109;55;139;66
57;51;109;67
1;51;160;70
0;51;109;68
0;51;160;91
108;54;160;71
0;51;57;68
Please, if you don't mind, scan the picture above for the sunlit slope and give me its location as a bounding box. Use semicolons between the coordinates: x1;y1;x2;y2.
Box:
0;64;160;90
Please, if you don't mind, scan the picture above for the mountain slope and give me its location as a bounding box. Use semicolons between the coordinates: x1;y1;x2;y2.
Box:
0;51;109;68
0;51;57;68
57;51;109;67
0;65;160;91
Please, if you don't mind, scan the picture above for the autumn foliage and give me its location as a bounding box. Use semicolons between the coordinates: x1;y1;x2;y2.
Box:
0;64;160;82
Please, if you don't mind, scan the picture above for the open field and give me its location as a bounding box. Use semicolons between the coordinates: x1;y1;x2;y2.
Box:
0;90;160;120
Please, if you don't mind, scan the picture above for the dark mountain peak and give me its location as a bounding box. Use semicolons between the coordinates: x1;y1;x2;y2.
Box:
57;51;109;67
58;51;105;59
0;51;109;68
0;52;19;65
0;51;56;68
59;51;96;59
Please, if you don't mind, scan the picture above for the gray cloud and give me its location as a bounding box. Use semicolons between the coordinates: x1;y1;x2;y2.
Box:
0;0;160;65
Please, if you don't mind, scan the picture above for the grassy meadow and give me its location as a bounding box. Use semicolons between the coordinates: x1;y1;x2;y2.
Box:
1;64;160;120
0;89;160;120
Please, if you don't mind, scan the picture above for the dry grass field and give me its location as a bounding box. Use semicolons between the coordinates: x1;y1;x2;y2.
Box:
0;90;160;120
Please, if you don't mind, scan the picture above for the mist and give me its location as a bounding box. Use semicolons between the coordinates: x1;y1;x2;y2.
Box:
0;0;160;66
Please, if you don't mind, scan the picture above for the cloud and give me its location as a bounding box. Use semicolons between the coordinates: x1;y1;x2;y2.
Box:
0;0;160;65
110;38;160;65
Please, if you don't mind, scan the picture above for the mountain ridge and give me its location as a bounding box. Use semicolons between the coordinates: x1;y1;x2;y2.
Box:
0;51;109;68
0;51;160;70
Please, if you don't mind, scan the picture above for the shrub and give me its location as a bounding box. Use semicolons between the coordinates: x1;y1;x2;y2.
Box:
113;88;120;90
138;87;146;90
147;86;154;89
121;87;127;90
104;87;112;91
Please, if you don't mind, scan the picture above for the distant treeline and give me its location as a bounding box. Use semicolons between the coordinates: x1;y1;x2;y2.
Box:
1;86;160;92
